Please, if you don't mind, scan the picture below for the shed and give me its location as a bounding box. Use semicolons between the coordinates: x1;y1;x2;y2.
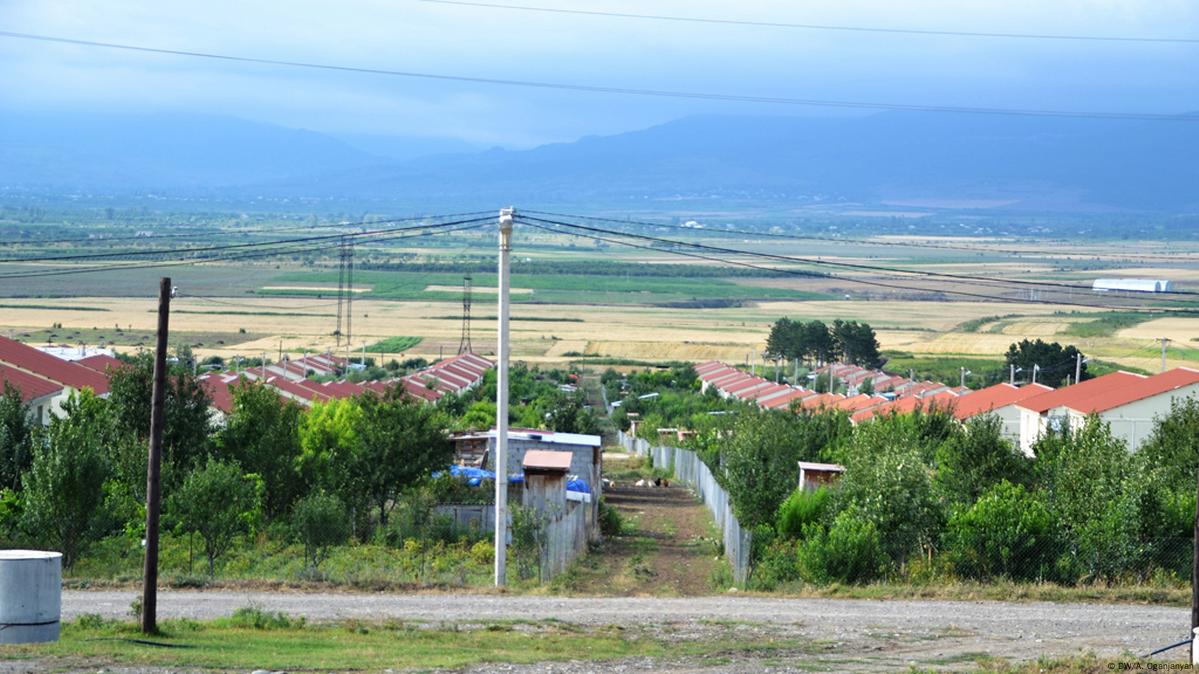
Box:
522;450;572;513
797;461;846;491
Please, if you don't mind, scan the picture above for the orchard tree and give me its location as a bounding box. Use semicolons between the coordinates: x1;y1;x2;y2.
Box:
21;391;113;566
218;380;303;519
170;458;262;576
933;414;1031;512
292;491;350;571
354;392;452;526
107;351;213;481
0;383;33;491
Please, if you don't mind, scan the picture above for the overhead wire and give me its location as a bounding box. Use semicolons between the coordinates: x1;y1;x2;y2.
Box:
520;209;1199;262
0;209;495;247
520;212;1199;300
517;215;1199;313
414;0;1199;44
0;219;491;280
1;31;1196;122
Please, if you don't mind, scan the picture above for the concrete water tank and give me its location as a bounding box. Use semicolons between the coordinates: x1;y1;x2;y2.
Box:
0;550;62;644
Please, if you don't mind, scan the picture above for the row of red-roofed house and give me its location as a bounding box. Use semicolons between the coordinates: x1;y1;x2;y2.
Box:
0;336;120;424
695;359;1199;454
198;352;493;423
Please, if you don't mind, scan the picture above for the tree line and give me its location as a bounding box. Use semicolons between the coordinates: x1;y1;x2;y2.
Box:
764;318;882;371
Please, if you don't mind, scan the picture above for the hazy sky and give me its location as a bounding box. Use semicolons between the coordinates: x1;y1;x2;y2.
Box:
2;1;1197;147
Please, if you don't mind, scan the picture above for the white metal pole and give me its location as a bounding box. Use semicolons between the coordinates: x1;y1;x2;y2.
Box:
495;207;514;588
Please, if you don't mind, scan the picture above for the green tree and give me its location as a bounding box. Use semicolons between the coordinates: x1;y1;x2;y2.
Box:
170;457;262;575
0;382;34;491
545;393;599;435
797;506;888;584
831;320;882;368
723;410;816;528
1135;397;1199;491
106;352;213;482
833;416;942;563
20;391;112;566
292;491;350;571
354;392;453;527
218;380;303;520
1004;339;1088;388
1032;416;1138;582
297;397;363;501
933;414;1031;512
945;480;1054;581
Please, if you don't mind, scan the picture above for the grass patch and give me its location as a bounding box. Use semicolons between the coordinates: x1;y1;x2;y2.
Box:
1061;311;1158;338
954;313;1019;333
365;335;423;353
4;615;810;672
881;352;1006;388
773;579;1189;606
0;303;108;312
14;326;265;349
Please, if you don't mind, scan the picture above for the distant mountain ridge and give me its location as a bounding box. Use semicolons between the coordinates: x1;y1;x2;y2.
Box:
2;109;1196;213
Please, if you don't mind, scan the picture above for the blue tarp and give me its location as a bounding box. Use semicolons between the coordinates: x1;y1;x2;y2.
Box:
436;467;582;490
567;479;590;494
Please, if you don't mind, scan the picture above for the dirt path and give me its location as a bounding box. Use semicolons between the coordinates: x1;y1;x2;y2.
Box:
562;483;721;595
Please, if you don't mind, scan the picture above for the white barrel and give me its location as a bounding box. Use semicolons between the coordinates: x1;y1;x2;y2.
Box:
0;550;62;644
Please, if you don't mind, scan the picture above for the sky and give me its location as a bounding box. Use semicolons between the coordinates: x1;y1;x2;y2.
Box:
1;1;1197;148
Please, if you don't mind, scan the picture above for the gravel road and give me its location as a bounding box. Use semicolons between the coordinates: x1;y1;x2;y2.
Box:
60;590;1188;668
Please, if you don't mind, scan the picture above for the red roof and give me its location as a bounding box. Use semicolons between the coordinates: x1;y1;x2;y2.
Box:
78;354;125;374
522;449;573;472
1064;367;1199;414
0;336;109;394
853;390;958;423
800;393;845;410
198;373;239;414
1016;371;1146;414
952;383;1053;420
760;388;812;410
0;363;65;403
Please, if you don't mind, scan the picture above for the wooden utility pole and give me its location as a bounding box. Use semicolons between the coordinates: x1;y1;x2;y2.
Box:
142;277;171;634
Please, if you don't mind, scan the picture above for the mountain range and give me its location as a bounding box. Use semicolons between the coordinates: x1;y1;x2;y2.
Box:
2;109;1196;214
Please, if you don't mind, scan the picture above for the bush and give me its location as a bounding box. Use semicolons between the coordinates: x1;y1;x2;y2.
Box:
945;481;1055;581
797;507;887;585
293;492;350;571
598;498;624;537
225;605;303;630
748;533;802;591
775;487;829;539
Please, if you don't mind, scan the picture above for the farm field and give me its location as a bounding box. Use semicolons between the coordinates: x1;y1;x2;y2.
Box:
0;293;1195;373
2;223;1197;374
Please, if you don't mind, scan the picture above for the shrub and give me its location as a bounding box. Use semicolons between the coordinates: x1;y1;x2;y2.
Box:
748;534;802;591
945;481;1055;581
797;507;887;585
226;605;303;630
292;491;350;571
776;487;829;539
598;498;624;537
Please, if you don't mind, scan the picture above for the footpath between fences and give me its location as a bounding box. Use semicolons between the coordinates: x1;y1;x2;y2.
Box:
618;431;752;585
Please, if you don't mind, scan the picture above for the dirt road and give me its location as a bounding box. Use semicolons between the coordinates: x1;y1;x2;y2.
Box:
563;483;721;595
62;590;1186;667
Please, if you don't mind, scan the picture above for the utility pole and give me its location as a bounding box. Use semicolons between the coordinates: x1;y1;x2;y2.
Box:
1032;364;1040;386
1193;463;1199;661
141;277;171;635
1161;338;1171;373
495;207;514;588
1075;353;1084;386
959;367;971;389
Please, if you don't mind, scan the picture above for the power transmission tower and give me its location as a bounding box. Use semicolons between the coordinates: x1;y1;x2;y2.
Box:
335;236;347;347
345;238;354;353
458;274;473;354
334;236;355;349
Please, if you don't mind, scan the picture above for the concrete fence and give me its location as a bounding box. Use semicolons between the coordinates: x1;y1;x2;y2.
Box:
617;431;753;585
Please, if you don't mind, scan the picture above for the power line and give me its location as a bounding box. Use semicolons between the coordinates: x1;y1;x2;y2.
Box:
0;209;495;247
2;30;1196;122
518;215;1199;312
522;209;1199;262
521;213;1199;300
0;214;491;264
416;0;1199;45
0;220;491;280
